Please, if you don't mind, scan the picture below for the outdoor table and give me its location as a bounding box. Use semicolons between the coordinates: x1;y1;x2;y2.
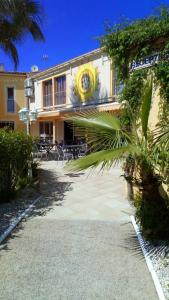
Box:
37;143;55;158
63;144;86;159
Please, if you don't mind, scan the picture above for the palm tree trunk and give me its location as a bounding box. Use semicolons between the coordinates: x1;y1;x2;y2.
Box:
137;167;169;239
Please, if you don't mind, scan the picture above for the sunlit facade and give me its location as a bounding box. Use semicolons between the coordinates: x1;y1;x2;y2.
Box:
0;71;27;131
29;49;122;143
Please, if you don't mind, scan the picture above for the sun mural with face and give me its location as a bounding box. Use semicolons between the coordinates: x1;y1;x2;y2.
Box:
74;64;98;101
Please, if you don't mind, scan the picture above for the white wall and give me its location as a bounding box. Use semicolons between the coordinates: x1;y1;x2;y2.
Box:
30;79;42;111
32;53;112;110
67;55;111;106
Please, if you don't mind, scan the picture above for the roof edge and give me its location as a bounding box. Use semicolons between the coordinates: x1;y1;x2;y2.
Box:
0;71;27;75
30;48;103;80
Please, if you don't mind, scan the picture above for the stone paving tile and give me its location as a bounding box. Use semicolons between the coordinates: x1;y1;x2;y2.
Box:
0;161;159;300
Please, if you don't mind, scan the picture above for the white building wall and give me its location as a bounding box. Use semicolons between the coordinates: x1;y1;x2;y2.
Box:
67;55;111;107
32;53;112;111
30;80;42;111
97;56;111;100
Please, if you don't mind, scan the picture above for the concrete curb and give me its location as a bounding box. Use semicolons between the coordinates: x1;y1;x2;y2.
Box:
0;195;42;244
130;215;166;300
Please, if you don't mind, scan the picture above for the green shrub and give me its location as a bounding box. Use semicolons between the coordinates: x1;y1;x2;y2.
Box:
31;161;39;178
134;187;169;240
0;129;34;201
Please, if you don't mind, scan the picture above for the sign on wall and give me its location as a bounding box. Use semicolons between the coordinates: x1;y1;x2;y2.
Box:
129;53;161;71
74;64;98;101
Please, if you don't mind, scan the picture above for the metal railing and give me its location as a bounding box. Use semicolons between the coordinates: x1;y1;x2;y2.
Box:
41;96;120;112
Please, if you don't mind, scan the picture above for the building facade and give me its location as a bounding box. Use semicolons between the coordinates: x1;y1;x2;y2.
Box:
0;71;27;131
0;50;160;140
30;49;121;143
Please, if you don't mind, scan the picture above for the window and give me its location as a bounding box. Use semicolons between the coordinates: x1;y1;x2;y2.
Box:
39;121;53;142
7;87;14;112
55;75;66;105
113;71;124;96
43;80;52;107
0;121;14;130
114;82;124;95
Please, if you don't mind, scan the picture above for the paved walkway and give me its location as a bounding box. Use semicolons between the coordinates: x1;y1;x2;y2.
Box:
0;161;158;300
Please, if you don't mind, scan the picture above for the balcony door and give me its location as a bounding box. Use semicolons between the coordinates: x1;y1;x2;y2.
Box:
55;75;66;106
43;80;53;107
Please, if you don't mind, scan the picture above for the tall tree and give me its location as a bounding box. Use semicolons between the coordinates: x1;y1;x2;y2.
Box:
0;0;44;69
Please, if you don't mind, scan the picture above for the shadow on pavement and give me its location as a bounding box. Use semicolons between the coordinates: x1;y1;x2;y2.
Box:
0;222;24;254
122;232;144;259
121;228;168;261
65;172;85;178
0;166;80;250
0;187;40;237
29;167;74;217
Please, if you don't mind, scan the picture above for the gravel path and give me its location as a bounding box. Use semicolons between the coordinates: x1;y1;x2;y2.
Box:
0;161;159;300
144;240;169;299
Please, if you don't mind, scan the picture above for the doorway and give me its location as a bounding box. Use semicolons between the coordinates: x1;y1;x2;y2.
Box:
64;121;74;144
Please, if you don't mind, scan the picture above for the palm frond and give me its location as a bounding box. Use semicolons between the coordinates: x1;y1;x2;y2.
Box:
27;20;44;41
11;0;44;41
0;40;18;70
141;78;153;140
154;124;169;150
67;144;139;171
0;0;15;13
71;111;121;131
0;0;44;68
69;111;132;152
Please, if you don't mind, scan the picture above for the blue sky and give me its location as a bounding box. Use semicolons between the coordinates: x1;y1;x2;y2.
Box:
1;0;169;72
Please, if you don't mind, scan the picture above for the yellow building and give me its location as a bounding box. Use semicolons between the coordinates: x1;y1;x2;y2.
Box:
0;71;27;131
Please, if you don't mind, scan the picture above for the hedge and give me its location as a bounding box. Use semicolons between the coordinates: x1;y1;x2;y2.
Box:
0;129;34;201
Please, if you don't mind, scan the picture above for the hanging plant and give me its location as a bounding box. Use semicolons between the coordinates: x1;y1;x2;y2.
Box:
100;6;169;81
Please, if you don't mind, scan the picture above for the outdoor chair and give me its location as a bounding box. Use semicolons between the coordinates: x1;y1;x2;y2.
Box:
56;146;73;162
32;143;48;160
78;144;87;158
47;145;59;160
32;144;46;160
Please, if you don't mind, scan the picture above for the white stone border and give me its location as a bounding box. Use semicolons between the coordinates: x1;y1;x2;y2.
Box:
130;215;166;300
0;195;42;244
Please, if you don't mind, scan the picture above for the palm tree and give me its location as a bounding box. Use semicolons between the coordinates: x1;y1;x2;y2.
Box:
68;79;169;239
154;122;169;189
0;0;44;69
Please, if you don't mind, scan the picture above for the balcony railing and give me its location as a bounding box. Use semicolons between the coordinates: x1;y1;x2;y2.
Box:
41;97;119;113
